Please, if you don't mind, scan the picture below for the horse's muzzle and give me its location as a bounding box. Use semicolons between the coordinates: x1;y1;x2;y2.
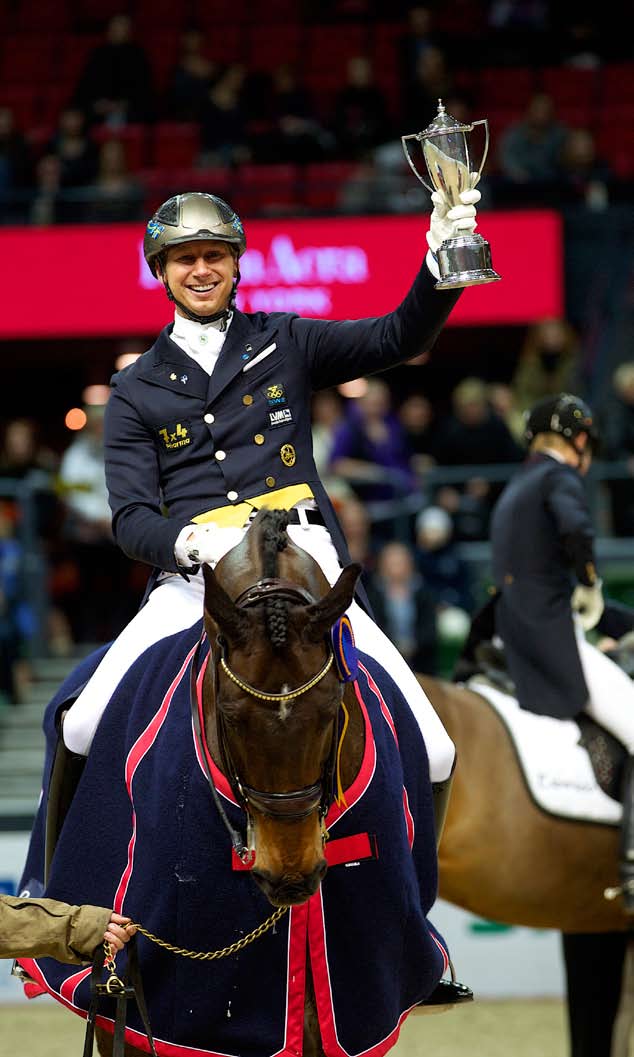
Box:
252;860;328;906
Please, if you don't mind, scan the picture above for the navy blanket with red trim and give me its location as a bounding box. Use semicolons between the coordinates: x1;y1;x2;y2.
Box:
18;622;448;1057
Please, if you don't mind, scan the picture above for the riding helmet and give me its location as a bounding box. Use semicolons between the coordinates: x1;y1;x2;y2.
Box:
524;393;599;450
143;192;246;278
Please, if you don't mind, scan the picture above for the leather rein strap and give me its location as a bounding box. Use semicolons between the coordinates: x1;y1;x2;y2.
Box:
83;937;156;1057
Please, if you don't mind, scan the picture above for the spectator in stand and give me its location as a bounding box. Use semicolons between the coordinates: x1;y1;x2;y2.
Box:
58;403;138;644
403;47;456;133
433;377;523;468
599;362;634;537
366;540;438;675
559;127;613;210
486;0;552;64
432;377;522;540
398;393;440;473
329;378;415;503
199;65;249;167
73;13;153;127
414;505;473;613
29;154;68;225
270;64;335;164
511;317;580;413
46;108;98;191
164;28;218;122
434;480;491;543
0;501;33;704
0;417;58;533
0;106;32;221
334;495;375;571
498;93;569;200
332;56;391;160
311;389;354;504
86;139;144;223
487;382;525;444
398;5;440;98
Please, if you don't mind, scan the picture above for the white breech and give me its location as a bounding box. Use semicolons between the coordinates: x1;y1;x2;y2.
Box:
63;523;455;781
576;621;634;754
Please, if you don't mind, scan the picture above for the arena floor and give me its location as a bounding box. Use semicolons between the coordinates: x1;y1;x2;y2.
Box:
0;998;568;1057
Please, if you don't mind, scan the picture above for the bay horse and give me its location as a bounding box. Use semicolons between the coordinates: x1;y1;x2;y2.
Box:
420;675;631;1057
44;508;444;1057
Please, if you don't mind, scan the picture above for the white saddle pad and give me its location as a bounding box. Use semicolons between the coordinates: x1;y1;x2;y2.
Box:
467;678;621;826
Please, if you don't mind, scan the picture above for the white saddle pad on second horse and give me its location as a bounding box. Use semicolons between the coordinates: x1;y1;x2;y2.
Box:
467;678;622;826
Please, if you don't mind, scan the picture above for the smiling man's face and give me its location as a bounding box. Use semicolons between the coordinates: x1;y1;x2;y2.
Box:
163;239;237;318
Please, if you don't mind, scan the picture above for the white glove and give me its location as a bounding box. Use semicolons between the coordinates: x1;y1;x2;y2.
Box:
175;523;218;569
571;580;604;632
426;176;481;255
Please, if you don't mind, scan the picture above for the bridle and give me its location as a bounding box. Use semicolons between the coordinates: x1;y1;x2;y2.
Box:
210;578;344;829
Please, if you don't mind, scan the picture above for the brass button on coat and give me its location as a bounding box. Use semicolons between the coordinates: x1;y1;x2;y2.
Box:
504;573;514;585
266;476;276;488
242;394;253;406
254;434;265;445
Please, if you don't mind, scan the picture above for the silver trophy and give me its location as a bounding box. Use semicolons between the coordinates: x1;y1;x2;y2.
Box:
402;99;501;290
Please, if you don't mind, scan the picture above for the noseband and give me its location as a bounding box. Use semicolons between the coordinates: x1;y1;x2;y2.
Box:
214;578;343;823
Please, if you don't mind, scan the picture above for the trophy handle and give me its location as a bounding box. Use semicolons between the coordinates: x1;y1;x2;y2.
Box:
469;118;489;185
401;133;435;194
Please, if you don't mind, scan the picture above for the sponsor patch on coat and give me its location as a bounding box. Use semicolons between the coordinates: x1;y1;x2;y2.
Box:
158;422;191;450
269;407;293;428
264;383;286;406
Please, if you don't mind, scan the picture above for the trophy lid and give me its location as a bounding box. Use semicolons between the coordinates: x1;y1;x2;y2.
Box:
421;99;472;137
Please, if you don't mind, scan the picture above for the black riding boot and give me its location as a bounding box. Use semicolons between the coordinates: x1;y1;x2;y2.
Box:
620;755;634;912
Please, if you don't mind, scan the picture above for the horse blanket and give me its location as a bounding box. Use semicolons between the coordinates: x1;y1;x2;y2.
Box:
18;622;448;1057
468;678;622;826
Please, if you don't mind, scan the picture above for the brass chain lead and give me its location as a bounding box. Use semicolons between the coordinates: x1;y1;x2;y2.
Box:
130;905;288;961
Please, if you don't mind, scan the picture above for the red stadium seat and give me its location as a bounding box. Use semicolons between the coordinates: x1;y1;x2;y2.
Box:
0;86;41;130
540;66;599;108
601;62;634;103
0;36;59;85
246;24;303;72
92;124;149;172
234;163;301;218
152;122;201;168
477;66;537;110
305;24;371;79
15;0;70;30
139;166;232;213
303;161;357;210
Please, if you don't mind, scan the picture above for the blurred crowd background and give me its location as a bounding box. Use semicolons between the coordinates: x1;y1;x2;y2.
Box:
1;0;634;705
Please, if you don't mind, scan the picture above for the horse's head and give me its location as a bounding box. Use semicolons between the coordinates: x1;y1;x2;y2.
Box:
202;509;361;906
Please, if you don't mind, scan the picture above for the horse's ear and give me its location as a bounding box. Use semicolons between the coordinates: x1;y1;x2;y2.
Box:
202;564;251;645
302;563;362;643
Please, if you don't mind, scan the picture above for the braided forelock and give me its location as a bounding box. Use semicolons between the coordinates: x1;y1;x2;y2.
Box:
259;510;290;648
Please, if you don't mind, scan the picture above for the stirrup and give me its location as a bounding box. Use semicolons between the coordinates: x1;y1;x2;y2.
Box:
415;959;474;1015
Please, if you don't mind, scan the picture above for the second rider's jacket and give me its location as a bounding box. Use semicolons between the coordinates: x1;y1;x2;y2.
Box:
104;264;459;576
490;452;597;718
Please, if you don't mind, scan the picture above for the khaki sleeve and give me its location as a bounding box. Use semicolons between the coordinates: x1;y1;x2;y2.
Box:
0;895;111;964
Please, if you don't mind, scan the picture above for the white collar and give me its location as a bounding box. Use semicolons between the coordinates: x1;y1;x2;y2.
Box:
172;310;232;348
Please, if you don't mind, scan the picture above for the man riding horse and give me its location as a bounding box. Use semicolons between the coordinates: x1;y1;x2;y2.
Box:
60;188;480;823
465;392;634;910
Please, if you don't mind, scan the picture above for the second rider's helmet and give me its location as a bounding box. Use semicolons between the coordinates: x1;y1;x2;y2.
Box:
524;392;599;451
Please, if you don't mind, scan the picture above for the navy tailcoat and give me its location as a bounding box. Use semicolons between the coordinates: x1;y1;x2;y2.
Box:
490;453;596;718
104;264;459;578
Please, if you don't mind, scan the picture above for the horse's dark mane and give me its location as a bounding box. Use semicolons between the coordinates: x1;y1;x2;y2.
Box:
259;509;290;648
